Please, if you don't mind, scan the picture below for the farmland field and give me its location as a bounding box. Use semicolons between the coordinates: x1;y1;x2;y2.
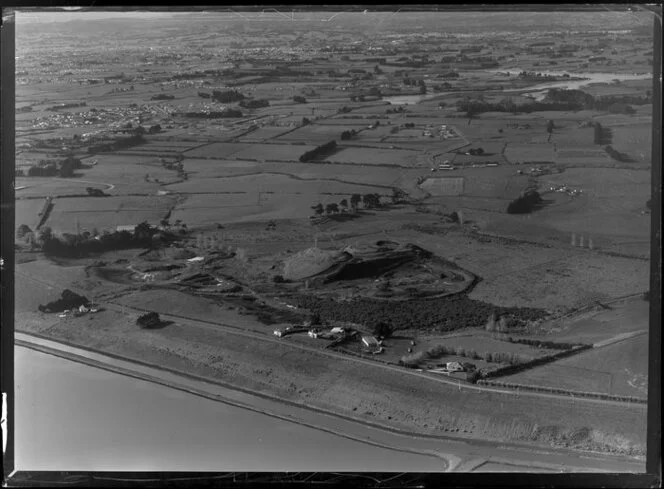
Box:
170;193;320;225
535;297;649;345
504;143;555;163
531;168;651;245
164;172;389;196
13;9;654;461
421;167;527;200
182;142;254;159
15;198;49;231
45;195;176;234
15;177;109;198
607;123;652;164
420;177;465;196
238;126;295;142
231;143;318;162
275;124;361;143
426;333;552;359
500;334;648;398
324;147;419;166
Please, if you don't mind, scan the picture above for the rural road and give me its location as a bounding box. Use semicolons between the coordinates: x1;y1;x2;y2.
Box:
14;332;646;473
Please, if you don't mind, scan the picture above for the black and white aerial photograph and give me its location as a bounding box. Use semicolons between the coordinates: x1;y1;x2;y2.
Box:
3;5;661;482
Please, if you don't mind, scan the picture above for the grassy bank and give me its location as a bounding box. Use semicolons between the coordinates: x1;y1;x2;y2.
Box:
17;305;647;457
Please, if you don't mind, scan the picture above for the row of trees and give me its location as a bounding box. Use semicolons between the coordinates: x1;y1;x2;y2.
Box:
182;109;243;118
593;122;613;145
311;189;409;217
299;140;337;162
399;342;536;369
310;192;385;217
33;222;174;258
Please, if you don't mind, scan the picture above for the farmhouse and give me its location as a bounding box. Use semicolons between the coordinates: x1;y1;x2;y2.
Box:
445;361;465;372
361;335;380;349
116;225;137;233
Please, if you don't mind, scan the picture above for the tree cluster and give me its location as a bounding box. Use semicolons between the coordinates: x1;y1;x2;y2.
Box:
593;122;613;145
239;99;270;109
506;190;543;214
340;129;358;140
136;312;162;329
46;102;86;112
292;95;307;104
604;145;632;162
291;294;546;333
38;289;90;313
212;89;245;103
89;134;146;154
86;187;107;197
39;222;171;258
27;156;83;178
299;140;337;162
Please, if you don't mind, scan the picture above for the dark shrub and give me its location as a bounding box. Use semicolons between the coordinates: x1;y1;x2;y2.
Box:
137;312;161;329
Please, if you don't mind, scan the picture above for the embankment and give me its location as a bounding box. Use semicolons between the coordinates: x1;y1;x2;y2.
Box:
17;302;647;457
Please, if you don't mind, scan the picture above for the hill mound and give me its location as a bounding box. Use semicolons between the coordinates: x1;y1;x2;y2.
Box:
283;247;351;281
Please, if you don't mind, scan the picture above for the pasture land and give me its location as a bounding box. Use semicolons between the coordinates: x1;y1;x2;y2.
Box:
274;124;351;143
15;198;50;231
46;195;176;234
164;172;388;196
504;143;555;163
14;177;108;198
429;333;551;359
531;167;650;247
422;166;527;200
238;126;295;142
467;247;650;310
501;334;648;398
555;147;612;166
550;126;595;147
608;123;652;164
535;297;649;345
420;177;465;196
182;142;253;159
232;143;318;162
324;146;419;166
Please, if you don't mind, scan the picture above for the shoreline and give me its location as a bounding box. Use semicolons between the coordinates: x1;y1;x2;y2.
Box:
15;322;647;464
15;331;646;473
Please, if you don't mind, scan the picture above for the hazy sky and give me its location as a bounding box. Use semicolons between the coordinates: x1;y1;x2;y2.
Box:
15;10;180;24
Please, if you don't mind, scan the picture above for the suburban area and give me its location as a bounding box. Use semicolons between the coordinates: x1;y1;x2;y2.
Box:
12;8;655;473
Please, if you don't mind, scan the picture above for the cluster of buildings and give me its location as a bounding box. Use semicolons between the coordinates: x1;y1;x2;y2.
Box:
274;324;384;354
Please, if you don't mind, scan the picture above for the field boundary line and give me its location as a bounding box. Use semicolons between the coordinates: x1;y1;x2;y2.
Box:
593;329;648;349
477;378;647;404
